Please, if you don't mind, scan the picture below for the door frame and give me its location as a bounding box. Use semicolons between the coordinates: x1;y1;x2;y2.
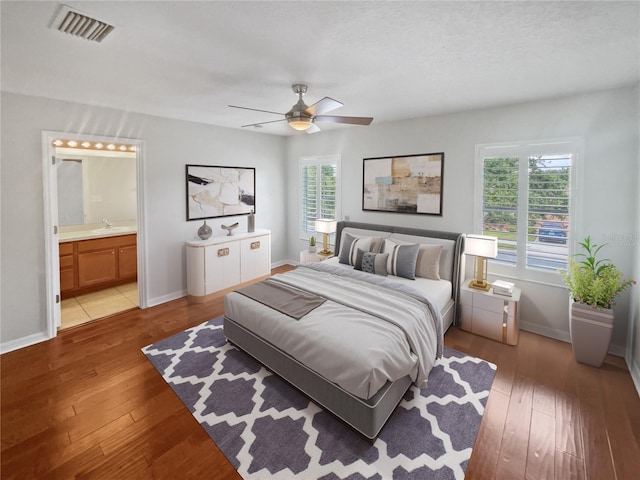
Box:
42;131;147;338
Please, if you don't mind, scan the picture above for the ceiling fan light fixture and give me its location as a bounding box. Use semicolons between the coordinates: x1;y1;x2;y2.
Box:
287;117;314;131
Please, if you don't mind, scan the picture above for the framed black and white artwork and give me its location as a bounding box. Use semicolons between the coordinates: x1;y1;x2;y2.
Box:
186;164;255;220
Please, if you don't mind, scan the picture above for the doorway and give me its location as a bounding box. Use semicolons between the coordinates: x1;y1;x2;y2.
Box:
42;132;147;337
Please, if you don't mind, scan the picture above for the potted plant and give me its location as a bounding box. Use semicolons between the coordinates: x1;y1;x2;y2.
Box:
308;236;317;253
560;236;635;367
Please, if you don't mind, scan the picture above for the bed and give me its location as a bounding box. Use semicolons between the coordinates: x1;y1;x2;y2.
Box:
223;221;465;439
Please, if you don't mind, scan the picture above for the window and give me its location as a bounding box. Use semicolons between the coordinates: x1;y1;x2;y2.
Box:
299;155;340;239
475;139;581;277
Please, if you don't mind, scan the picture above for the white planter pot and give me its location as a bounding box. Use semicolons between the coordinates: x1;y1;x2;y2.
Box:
308;246;317;253
569;299;613;367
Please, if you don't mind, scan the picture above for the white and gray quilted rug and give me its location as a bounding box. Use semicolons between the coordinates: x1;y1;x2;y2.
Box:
143;316;496;480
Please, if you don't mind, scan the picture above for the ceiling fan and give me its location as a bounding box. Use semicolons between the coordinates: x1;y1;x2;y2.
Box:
229;84;373;133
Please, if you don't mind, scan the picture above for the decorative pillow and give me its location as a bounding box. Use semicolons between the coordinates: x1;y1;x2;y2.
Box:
338;233;383;265
354;249;388;276
415;244;443;280
383;239;420;280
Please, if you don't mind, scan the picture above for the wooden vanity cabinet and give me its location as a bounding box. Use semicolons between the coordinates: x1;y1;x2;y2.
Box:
118;245;138;278
59;242;75;292
60;234;137;298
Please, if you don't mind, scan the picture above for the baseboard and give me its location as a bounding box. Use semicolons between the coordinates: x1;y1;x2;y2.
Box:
147;290;186;308
520;321;571;344
627;354;640;397
146;264;297;308
271;260;295;268
520;321;626;358
271;260;300;268
1;331;50;354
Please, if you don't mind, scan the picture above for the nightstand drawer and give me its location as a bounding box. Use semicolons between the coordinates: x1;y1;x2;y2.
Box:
471;307;504;341
460;289;473;306
459;278;521;345
473;292;505;314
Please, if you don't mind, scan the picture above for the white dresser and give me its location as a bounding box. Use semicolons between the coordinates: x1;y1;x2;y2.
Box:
459;278;521;345
186;229;271;300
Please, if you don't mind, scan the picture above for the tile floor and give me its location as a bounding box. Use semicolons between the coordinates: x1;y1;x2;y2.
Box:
60;282;138;329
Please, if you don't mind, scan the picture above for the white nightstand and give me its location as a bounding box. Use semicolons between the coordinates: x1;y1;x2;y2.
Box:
299;250;334;264
459;278;521;345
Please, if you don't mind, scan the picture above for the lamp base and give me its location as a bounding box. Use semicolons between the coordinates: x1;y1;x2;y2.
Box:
317;249;333;256
469;280;491;291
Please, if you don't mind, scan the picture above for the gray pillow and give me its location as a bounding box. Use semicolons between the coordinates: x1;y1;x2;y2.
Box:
354;249;388;276
383;239;420;280
338;233;382;265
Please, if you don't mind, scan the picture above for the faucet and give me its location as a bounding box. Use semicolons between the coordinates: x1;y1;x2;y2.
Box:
102;218;112;228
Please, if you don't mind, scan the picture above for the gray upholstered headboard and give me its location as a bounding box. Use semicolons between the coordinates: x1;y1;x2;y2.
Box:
334;221;465;324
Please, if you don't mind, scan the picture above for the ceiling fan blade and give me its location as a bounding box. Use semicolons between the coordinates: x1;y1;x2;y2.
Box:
241;119;286;128
306;124;322;134
304;97;343;116
229;105;284;116
315;115;373;125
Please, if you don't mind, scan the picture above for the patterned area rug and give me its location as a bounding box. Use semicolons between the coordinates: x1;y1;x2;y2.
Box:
143;316;496;480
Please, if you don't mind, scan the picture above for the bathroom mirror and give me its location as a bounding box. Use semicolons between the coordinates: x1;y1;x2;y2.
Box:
56;150;137;227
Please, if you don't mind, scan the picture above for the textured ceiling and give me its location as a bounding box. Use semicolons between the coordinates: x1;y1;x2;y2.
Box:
2;1;639;136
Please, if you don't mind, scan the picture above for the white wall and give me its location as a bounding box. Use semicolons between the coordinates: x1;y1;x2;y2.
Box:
628;84;640;391
0;92;286;347
2;86;638;361
286;85;639;355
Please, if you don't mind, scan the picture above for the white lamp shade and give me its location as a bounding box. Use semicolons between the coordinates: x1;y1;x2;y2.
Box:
464;234;498;258
315;219;337;234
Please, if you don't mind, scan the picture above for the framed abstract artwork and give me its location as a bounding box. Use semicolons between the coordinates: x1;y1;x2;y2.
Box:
186;164;255;220
362;152;444;216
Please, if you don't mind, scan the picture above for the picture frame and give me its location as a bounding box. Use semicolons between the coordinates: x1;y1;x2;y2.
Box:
362;152;444;216
186;164;255;221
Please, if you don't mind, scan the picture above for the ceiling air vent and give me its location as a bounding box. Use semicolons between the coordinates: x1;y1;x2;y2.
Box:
49;4;114;43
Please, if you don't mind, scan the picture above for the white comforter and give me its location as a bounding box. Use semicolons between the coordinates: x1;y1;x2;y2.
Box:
224;264;443;400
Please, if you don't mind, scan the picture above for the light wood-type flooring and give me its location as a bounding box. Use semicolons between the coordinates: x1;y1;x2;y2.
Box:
2;265;639;479
60;282;139;329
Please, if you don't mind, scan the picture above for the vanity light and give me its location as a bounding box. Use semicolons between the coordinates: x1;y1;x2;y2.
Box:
51;139;137;153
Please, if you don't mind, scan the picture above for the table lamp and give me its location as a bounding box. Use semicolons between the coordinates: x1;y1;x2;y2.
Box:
315;219;337;255
465;234;498;291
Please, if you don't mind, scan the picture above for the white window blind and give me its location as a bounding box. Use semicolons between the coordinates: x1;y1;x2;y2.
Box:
476;139;580;277
526;154;571;270
299;155;340;238
481;156;519;266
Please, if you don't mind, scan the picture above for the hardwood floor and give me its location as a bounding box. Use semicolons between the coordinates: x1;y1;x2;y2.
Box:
2;264;639;479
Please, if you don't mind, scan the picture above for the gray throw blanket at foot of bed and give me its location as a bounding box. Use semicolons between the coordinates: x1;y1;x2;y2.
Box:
235;278;326;319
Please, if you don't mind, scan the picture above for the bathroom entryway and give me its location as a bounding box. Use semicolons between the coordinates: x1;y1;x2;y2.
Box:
42;131;146;335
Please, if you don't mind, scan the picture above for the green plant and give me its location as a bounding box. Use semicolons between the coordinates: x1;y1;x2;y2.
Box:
309;236;316;247
560;236;635;309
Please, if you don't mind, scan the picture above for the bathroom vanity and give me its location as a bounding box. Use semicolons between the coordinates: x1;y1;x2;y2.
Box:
59;230;137;299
